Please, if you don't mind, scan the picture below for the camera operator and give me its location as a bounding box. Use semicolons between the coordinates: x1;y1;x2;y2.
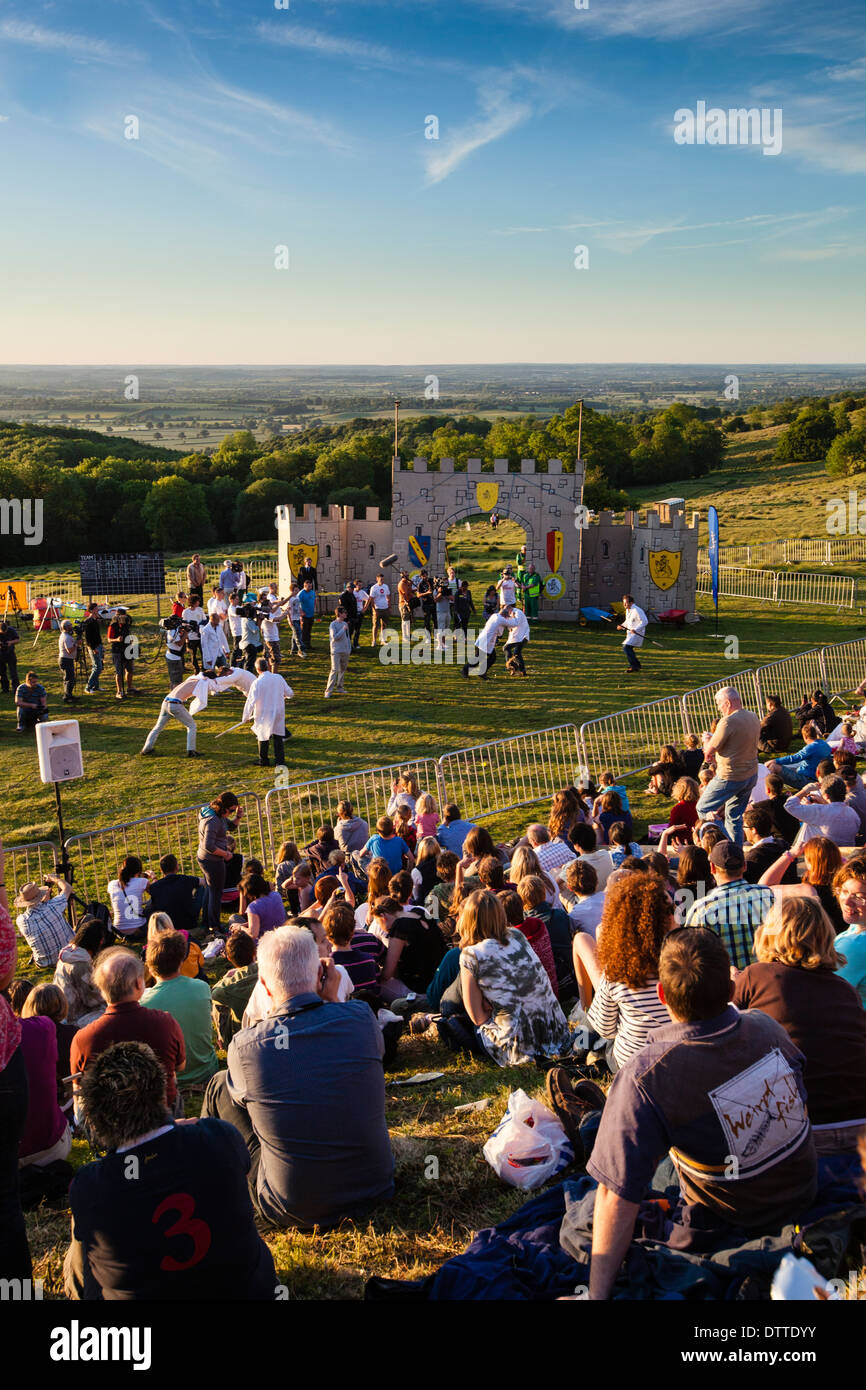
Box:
259;590;289;671
181;594;206;673
58;619;79;703
82;601;103;694
15;670;47;731
0;617;20;694
240;602;263;673
416;569;435;636
163;618;188;688
107;608;136;701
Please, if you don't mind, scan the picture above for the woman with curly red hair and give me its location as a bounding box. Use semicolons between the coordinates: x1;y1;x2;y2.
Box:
572;873;673;1071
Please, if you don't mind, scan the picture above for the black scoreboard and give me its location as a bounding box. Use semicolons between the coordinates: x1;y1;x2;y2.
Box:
79;553;165;597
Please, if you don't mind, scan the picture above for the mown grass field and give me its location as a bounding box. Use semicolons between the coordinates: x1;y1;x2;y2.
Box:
7;448;866;1298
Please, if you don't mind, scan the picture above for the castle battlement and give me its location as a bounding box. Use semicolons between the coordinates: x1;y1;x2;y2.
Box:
395;456;565;476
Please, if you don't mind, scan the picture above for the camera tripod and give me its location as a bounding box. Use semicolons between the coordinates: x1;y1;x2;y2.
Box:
2;586;25;628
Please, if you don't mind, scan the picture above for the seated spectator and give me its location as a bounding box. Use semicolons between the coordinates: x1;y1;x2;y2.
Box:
304;823;339;875
362;816;413;874
528;817;575;872
456;853;508;905
107;856;152;940
832;859;866;1006
423;849;458;921
65;1041;276;1300
323;900;380;996
354;858;392;930
21;983;78;1110
673;844;712;923
18;1008;72;1167
666;777;700;839
145;911;206;983
559;859;605;938
645;744;686;797
393;804;417;854
547;790;581;849
280;860;313;916
751;770;801;843
836;720;859;756
411;837;441;903
608;821;643;867
834;756;866;836
758;836;846;930
387;772;422;818
211;929;258;1047
571;823;614;889
274;840;302;894
734;898;866;1153
795;689;835;736
435;804;477;856
592;794;633;848
334;801;369;857
242;871;287;941
462;825;506;870
683;840;774;969
507;845;557;903
742;805;798;884
591;771;631;820
145;854;201;934
497;890;558;997
241;916;354;1024
437;890;570;1063
368;895;446;1001
758;694;794;754
571;875;672;1064
784;774;861;847
680;734;704;779
517;874;576;995
15;874;74;968
202;925;394;1230
71;948;186;1115
53;918;107;1026
577;928;816;1296
141;932;218;1088
15;669;48;730
767;722;832;791
645;851;677;895
415;792;440;840
300;872;355;921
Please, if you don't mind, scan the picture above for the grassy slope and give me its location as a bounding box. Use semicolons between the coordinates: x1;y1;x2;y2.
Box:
11;443;866;1298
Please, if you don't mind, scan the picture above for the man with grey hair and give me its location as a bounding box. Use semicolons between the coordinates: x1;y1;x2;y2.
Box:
70;947;186;1116
527;823;576;878
202;924;394;1231
696;686;760;846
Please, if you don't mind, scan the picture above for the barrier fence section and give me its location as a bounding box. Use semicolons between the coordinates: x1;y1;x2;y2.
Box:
264;757;445;852
580;696;687;782
697;565;854;608
752;648;827;714
698;538;866;568
63;790;268;901
436;725;582;822
5;842;59;903
822;638;866;698
681;670;761;737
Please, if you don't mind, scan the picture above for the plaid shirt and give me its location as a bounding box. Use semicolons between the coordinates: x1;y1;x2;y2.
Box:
684;879;774;970
17;893;73;968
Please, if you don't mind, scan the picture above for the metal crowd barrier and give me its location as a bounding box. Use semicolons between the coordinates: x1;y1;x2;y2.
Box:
822;638;866;699
4;842;60;904
697;565;854;609
264;757;445;851
63;790;268;901
681;670;761;737
580;696;687;782
436;724;583;823
752;647;827;713
698;538;866;568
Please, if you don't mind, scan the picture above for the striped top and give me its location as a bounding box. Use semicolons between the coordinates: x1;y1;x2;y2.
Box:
587;976;670;1069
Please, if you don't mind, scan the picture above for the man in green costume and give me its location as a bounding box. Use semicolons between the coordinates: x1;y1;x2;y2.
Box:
516;557;542;620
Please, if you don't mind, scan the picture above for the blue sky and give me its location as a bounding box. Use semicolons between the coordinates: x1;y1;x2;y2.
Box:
0;0;864;363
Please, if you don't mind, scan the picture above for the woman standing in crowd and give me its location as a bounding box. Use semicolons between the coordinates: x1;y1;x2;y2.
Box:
197;791;244;934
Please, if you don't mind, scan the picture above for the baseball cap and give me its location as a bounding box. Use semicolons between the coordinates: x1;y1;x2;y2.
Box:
709;840;745;872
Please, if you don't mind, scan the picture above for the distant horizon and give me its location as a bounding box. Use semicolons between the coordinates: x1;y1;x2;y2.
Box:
2;361;865;370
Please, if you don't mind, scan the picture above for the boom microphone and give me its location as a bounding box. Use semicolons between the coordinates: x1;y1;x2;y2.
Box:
380;553;398;568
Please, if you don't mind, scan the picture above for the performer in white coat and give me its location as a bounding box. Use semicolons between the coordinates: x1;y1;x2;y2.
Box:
618;593;647;674
503;604;530;677
139;665;254;758
241;656;294;766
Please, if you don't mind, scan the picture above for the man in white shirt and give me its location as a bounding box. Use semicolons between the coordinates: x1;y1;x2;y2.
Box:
368;573;391;647
181;598;206;673
504;605;530;676
200;611;230;672
618;593;647;674
58;620;79;703
352;581;368;651
140;673;205;758
496;566;518;609
207;586;228;628
260;597;289;671
462;608;510;679
241;657;293;766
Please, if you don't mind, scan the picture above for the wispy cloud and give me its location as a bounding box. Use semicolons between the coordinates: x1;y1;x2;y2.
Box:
424;87;531;184
494;208;852;254
256;22;398;67
0;19;139;64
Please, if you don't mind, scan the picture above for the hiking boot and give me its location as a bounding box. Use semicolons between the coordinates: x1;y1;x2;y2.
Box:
544;1066;605;1157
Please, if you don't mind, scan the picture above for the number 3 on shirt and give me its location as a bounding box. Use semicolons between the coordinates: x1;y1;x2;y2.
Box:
153;1193;212;1271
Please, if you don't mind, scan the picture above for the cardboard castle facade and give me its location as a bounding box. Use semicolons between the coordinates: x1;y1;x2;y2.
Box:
276;458;698;620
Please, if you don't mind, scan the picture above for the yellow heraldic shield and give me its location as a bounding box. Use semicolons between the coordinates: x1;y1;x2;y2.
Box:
648;549;681;592
476;480;499;512
287;543;318;578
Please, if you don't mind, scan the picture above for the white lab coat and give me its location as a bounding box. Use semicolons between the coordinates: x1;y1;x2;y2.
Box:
189;666;255;715
504;610;530;645
200;622;230;670
242;671;294;739
475;612;509;655
622;604;647;648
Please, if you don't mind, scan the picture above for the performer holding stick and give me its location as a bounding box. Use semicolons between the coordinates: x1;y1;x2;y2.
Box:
240;656;294;766
618;593;648;674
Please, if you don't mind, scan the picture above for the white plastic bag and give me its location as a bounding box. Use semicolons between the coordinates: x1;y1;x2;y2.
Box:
482;1088;574;1190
